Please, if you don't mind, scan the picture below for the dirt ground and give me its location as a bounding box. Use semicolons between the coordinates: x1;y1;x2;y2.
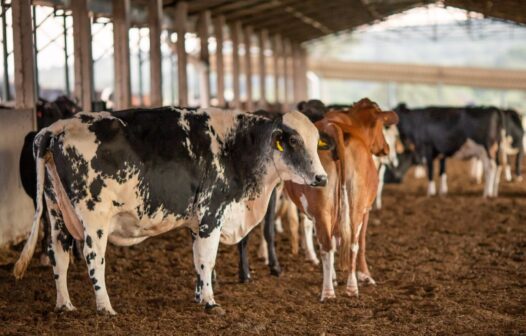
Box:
0;159;525;335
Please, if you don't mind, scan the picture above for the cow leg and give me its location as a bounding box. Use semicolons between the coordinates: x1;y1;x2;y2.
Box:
426;155;436;196
375;163;386;209
346;210;365;297
357;211;375;286
301;214;319;265
81;218;115;315
257;224;269;264
482;155;496;197
286;201;300;256
46;196;75;311
193;226;224;315
320;247;336;302
439;158;448;195
237;235;251;283
264;189;281;277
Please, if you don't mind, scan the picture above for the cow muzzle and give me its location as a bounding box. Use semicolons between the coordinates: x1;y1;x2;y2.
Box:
310;174;328;187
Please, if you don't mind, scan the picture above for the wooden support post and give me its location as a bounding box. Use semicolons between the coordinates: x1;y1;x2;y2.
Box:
299;46;308;101
175;1;188;106
72;0;94;112
230;21;242;109
149;0;163;107
272;35;282;105
243;26;253;111
213;16;225;107
292;43;302;104
283;39;291;111
12;0;36;110
197;10;211;107
257;30;267;108
113;0;131;110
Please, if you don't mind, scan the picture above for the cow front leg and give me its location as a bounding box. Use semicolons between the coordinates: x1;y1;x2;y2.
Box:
263;189;281;276
81;217;114;315
46;196;75;312
193;226;224;315
426;156;436;196
439;158;448;195
301;214;319;265
320;247;336;302
237;235;251;283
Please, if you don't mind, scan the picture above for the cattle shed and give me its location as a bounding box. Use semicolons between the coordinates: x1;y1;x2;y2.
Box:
0;0;525;334
0;0;523;246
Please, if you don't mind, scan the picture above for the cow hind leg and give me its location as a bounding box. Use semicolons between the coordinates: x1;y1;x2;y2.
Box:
237;235;251;283
82;215;115;315
357;211;375;286
439;158;448;195
346;211;365;297
426;156;436;196
46;196;75;312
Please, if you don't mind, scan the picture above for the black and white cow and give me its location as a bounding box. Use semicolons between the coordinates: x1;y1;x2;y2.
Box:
394;104;504;197
14;107;327;315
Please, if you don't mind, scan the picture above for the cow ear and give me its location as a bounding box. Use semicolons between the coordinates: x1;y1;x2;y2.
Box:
272;129;284;152
377;111;399;126
317;132;335;151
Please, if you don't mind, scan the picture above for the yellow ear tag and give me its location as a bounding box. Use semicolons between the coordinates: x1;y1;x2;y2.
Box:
318;139;327;148
276;140;284;152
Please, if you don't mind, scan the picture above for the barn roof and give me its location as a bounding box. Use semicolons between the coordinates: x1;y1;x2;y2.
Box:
31;0;526;42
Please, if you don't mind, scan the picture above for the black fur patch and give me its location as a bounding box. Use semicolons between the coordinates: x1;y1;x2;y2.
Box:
85;235;92;248
86;252;96;264
97;229;103;239
48;249;56;266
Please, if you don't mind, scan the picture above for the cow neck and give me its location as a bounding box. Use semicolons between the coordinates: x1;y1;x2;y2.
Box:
223;114;278;199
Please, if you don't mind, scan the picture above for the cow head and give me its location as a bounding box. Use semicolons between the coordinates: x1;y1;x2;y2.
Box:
271;111;328;187
297;99;327;123
320;99;399;157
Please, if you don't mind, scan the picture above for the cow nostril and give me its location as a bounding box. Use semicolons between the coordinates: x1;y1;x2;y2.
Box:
312;174;327;187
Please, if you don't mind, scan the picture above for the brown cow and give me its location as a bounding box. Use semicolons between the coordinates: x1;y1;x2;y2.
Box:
285;98;398;301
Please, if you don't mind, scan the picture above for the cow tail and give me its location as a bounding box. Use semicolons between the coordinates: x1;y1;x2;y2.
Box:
330;123;351;271
14;131;52;279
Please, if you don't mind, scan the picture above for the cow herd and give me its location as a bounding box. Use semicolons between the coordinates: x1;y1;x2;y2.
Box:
13;98;524;316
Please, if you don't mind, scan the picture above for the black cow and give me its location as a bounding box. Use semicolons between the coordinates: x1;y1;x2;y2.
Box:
19;97;80;264
502;108;524;181
14;107;327;315
394;103;504;197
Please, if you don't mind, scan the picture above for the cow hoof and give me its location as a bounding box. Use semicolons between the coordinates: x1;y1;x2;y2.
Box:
205;303;225;316
357;272;376;285
40;253;51;266
55;302;76;312
320;289;336;302
239;276;252;284
346;286;359;297
97;307;117;316
269;266;281;277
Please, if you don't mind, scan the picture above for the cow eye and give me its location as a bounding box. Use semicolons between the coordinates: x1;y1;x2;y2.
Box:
289;137;298;147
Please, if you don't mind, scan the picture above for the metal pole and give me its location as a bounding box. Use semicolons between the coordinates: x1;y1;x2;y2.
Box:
170;53;175;104
32;4;39;98
1;0;11;101
63;13;70;96
137;29;143;106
